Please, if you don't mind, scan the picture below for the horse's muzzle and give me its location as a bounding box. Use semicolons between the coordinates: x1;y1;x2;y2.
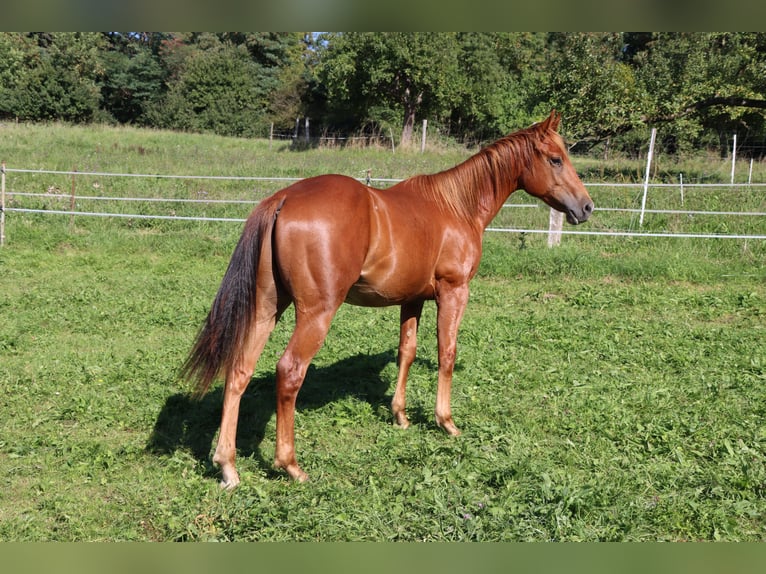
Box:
566;200;594;225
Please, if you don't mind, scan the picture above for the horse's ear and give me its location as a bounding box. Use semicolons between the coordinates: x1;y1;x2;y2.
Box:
534;110;560;135
547;109;561;132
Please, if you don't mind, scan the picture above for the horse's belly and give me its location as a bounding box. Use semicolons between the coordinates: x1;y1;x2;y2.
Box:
344;287;392;307
345;277;434;307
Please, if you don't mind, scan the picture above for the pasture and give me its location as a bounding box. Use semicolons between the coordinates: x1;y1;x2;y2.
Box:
0;123;765;541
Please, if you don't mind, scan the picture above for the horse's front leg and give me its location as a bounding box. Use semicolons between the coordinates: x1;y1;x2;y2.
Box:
434;282;469;436
391;300;424;429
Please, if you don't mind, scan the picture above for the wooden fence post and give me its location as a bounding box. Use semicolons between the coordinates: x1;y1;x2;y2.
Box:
547;208;564;247
421;119;427;153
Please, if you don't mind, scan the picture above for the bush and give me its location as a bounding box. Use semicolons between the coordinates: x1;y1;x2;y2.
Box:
145;46;271;138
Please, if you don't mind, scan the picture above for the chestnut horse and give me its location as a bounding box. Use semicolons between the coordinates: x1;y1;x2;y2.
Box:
183;111;593;486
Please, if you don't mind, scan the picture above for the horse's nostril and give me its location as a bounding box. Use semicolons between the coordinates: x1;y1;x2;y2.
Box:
584;202;593;214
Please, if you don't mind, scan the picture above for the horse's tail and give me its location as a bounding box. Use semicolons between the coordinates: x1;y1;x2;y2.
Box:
182;195;285;397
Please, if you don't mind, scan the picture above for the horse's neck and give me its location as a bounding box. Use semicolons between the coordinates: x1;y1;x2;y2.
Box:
480;188;519;232
450;153;522;229
415;136;527;228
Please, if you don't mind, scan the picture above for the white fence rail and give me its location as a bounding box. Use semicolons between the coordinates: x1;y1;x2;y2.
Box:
2;166;766;245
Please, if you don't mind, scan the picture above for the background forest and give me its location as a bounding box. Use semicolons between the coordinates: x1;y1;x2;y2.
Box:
1;32;765;157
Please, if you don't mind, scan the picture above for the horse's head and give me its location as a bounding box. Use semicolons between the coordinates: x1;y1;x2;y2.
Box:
521;111;593;225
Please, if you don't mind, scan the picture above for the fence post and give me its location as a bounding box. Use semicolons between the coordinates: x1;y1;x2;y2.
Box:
1;162;6;247
731;134;737;184
679;173;684;206
421;119;427;153
305;117;310;143
547;208;564;247
639;128;657;227
69;167;77;230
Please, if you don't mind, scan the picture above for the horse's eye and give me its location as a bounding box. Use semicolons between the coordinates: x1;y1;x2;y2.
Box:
550;157;563;167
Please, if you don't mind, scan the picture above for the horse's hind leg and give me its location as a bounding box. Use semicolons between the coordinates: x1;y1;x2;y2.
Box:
273;306;339;482
391;300;424;429
213;314;277;489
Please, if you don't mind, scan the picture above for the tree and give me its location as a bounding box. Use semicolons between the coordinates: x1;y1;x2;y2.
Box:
546;33;643;148
260;33;313;130
0;33;27;118
100;33;165;124
629;33;766;154
143;33;307;138
147;44;268;137
452;32;548;140
0;33;106;122
316;32;463;147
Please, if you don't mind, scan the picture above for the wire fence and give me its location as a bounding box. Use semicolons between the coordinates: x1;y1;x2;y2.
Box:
2;166;766;245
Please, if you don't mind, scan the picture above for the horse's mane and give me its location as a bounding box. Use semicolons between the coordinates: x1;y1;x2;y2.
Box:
409;123;558;220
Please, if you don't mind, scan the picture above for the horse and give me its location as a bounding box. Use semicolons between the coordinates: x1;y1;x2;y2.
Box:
183;111;593;487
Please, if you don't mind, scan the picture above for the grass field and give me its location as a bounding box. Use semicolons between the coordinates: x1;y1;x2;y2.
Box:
1;123;765;541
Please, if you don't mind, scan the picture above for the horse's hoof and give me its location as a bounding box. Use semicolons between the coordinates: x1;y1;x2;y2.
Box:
437;417;461;436
219;477;240;490
394;413;411;430
218;469;240;490
274;459;309;482
287;465;309;483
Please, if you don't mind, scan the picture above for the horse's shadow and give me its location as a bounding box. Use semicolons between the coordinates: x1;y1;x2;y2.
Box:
147;350;434;479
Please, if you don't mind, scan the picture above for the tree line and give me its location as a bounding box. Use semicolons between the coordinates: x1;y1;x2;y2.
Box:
1;32;765;156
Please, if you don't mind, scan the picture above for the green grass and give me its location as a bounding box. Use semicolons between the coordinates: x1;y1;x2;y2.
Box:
1;123;765;541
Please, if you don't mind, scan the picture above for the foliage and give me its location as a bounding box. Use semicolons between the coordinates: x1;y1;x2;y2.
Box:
547;33;644;148
628;33;766;154
451;33;548;140
143;33;304;137
1;32;766;154
0;33;106;123
100;47;165;125
145;44;267;137
315;32;465;146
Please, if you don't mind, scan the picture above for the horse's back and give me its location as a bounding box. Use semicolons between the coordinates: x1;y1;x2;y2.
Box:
283;173;368;197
